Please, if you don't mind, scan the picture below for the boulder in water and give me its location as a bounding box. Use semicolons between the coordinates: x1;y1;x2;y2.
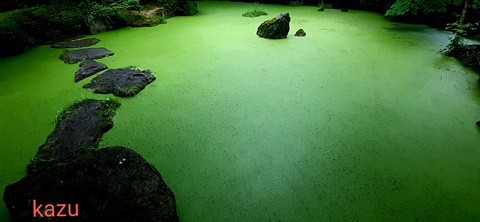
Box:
341;8;349;12
4;146;179;222
295;29;306;37
257;13;291;39
318;8;325;12
83;67;156;97
75;60;108;82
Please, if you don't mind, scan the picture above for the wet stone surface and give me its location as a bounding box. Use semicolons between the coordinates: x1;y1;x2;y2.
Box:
59;48;114;64
83;67;156;97
75;60;108;82
27;99;120;174
4;146;179;222
51;38;101;49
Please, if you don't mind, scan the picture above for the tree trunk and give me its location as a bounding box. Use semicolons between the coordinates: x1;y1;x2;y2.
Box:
459;0;472;24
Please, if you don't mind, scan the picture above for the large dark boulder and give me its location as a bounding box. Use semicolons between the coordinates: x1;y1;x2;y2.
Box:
75;60;108;82
59;48;115;64
28;99;120;174
4;146;178;222
83;67;156;97
257;13;291;39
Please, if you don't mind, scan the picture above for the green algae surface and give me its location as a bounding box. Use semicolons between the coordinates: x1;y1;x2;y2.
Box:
1;2;480;221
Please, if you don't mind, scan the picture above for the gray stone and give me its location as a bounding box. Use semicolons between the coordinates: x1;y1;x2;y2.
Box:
60;48;114;64
51;38;101;48
27;99;120;174
75;60;108;82
83;67;156;97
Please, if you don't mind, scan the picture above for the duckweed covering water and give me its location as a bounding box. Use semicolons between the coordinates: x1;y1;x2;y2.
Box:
1;2;480;221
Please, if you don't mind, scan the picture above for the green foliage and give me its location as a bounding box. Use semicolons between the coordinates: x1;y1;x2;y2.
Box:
175;1;199;16
242;10;268;17
446;22;479;38
443;35;480;73
317;3;333;9
0;9;24;32
242;2;267;17
385;0;447;17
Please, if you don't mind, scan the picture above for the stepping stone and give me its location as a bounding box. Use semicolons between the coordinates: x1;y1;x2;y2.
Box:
75;60;108;82
27;99;120;174
60;48;114;64
83;67;156;97
51;38;101;48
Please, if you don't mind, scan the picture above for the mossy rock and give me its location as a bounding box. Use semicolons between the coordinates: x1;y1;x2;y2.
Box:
242;10;268;18
28;99;120;174
295;28;306;37
257;13;290;39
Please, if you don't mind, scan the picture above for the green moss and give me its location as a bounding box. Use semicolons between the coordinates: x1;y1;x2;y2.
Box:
242;10;268;17
0;9;25;32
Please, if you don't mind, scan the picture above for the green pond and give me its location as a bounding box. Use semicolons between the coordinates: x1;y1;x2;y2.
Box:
1;1;480;221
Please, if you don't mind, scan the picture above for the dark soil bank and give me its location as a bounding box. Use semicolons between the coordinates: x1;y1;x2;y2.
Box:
4;146;178;222
83;67;156;97
59;48;115;64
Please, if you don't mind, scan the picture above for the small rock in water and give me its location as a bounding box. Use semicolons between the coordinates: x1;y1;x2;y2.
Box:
257;13;291;39
295;29;306;37
341;8;349;12
51;38;101;48
83;67;156;97
75;60;108;82
59;48;114;64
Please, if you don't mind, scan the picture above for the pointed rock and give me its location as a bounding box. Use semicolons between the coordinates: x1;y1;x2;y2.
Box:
257;13;291;39
295;29;306;37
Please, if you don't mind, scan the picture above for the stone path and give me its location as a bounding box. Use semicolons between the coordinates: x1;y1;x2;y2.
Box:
2;37;173;221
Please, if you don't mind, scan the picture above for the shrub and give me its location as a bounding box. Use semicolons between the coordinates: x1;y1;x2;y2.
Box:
242;10;268;17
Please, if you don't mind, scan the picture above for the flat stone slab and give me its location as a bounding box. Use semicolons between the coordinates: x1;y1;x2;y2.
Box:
51;38;101;48
4;146;179;221
28;99;120;173
60;48;114;64
75;60;108;82
84;67;156;97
